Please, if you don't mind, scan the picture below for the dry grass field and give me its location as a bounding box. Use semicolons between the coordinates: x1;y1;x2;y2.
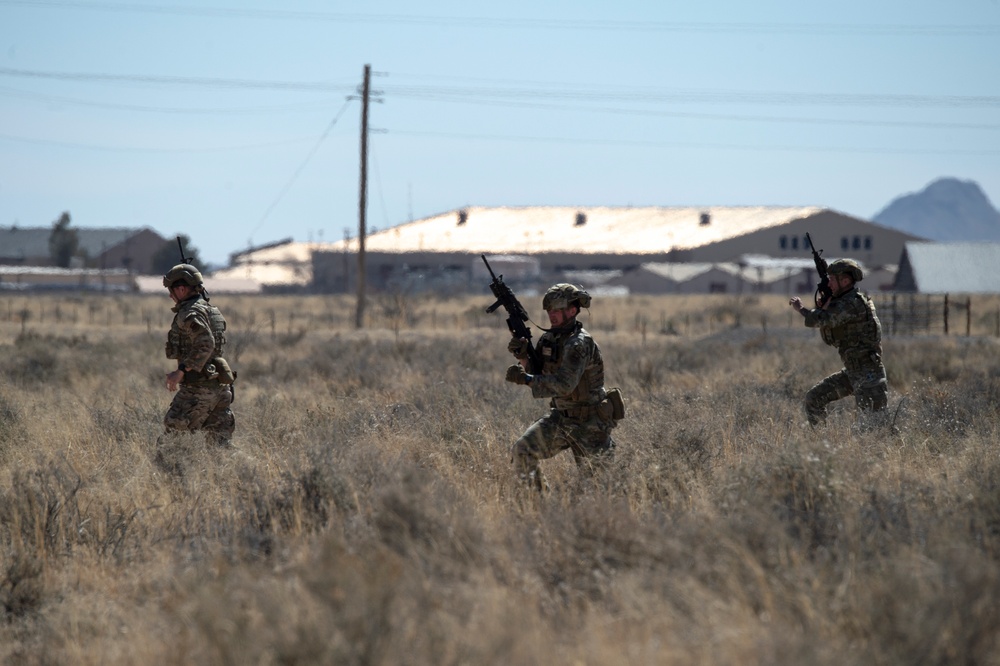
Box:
2;291;1000;665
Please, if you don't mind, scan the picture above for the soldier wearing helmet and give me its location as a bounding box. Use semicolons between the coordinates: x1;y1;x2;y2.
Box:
789;258;888;428
160;263;236;451
505;283;622;491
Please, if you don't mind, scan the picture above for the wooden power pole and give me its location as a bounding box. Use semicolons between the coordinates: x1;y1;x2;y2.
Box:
354;63;371;329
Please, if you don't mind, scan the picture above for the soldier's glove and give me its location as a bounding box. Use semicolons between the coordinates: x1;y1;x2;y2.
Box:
505;364;532;386
507;337;530;359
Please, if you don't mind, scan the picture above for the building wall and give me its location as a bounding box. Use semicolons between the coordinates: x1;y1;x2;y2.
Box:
313;250;676;292
673;269;745;294
686;211;922;266
94;228;168;273
609;272;679;294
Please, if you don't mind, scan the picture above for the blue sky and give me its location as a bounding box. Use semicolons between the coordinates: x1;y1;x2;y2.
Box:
1;0;998;266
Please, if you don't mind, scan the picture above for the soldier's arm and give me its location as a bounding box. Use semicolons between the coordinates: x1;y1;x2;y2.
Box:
529;338;589;398
802;297;862;329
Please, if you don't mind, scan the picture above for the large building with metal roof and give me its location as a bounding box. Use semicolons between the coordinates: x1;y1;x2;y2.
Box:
310;205;924;293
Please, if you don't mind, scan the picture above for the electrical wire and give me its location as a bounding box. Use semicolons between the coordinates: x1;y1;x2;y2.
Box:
0;85;342;115
387;128;1000;155
388;95;1000;131
2;1;998;36
383;83;1000;109
3;68;996;109
0;130;319;153
248;98;353;240
0;67;356;92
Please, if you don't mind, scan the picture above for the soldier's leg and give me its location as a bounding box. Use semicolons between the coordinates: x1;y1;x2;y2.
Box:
852;365;889;431
202;385;235;447
163;386;200;434
853;365;888;413
511;413;572;491
804;370;854;425
569;418;615;477
164;385;220;437
158;388;201;475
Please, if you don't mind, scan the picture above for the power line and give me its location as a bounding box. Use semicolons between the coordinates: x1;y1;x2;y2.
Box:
15;79;999;132
4;67;998;109
0;67;356;92
384;83;1000;109
2;67;995;157
388;129;1000;156
0;85;341;115
249;99;354;240
3;1;998;36
0;130;319;153
396;95;1000;131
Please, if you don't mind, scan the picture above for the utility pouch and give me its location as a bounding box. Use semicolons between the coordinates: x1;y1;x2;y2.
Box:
606;387;626;421
213;357;236;384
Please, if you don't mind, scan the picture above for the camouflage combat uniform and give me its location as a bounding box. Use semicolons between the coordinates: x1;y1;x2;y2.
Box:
511;321;616;490
164;292;235;445
801;287;887;425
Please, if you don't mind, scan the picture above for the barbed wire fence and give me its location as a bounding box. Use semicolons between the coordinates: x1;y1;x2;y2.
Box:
870;293;999;337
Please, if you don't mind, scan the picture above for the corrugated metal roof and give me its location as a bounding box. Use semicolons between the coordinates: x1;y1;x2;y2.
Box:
326;205;824;255
212;241;338;285
75;228;144;255
0;228;49;258
639;262;720;282
902;242;1000;293
636;261;808;285
134;275;261;294
229;240;337;265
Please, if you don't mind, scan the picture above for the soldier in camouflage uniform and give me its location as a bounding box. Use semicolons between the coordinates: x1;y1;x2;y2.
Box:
505;283;621;491
161;263;236;446
789;258;888;426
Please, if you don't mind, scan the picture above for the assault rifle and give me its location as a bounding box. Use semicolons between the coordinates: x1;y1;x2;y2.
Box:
805;232;833;307
482;254;541;372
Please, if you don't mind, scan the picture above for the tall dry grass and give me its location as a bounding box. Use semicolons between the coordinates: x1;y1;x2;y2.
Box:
1;292;999;665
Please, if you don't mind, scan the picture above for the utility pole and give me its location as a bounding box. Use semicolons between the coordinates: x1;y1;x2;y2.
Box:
355;63;371;329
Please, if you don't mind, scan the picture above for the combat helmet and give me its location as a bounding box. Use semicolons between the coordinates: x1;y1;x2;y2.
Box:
542;283;592;311
162;263;204;289
828;259;863;282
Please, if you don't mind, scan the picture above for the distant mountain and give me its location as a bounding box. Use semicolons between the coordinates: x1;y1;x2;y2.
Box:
873;177;1000;241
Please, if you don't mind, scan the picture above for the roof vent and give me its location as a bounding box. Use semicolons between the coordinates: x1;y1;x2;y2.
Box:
699;212;711;226
575;212;587;227
457;209;468;226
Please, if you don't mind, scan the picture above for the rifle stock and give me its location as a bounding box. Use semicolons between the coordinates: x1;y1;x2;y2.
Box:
805;232;833;307
482;255;542;372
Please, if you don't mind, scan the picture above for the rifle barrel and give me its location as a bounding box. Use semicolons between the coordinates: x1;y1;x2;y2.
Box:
481;254;499;281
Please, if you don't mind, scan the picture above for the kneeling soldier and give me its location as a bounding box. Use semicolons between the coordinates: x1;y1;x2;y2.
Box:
506;283;622;491
789;259;888;427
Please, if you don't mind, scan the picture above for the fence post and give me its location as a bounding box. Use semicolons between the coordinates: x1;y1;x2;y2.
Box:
891;293;898;336
966;296;972;336
944;294;949;335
